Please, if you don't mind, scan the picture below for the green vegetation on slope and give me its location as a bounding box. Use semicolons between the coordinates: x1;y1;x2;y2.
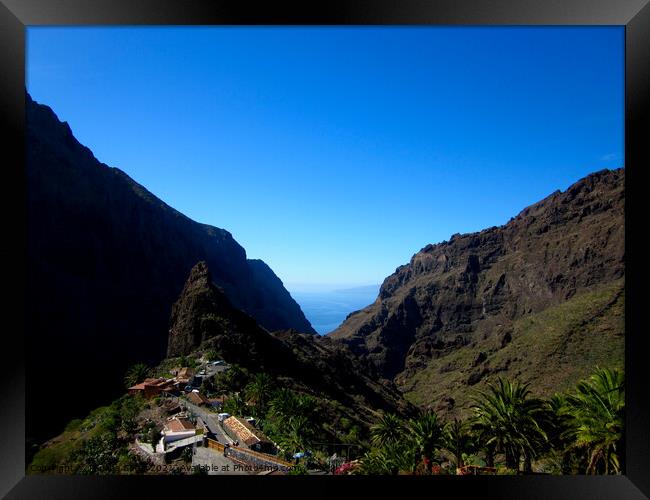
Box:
404;279;624;414
350;366;624;475
28;394;150;474
29;274;625;476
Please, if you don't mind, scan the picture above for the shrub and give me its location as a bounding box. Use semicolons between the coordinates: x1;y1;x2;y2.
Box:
288;463;309;475
65;419;83;432
334;461;359;475
181;446;194;463
72;434;121;474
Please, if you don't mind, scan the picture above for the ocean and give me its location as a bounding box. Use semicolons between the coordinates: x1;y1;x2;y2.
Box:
290;285;380;335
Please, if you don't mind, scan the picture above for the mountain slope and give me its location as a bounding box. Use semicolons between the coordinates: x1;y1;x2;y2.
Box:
167;262;415;424
26;93;314;444
329;168;625;415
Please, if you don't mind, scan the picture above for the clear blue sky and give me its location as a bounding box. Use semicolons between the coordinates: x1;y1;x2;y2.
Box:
26;27;624;290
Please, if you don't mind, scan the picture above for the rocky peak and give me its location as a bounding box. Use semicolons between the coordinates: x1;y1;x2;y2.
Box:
328;168;625;392
165;263;416;421
182;260;213;292
167;261;256;358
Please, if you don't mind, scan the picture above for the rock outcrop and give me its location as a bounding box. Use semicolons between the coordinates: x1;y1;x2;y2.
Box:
329;168;625;414
167;262;415;422
166;261;289;365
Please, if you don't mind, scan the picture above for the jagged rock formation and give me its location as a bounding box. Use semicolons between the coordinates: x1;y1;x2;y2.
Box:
329;168;625;415
167;261;291;364
26;93;314;443
167;262;415;423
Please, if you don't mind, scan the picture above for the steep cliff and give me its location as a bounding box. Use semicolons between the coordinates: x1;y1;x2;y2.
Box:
166;261;290;363
329;168;625;414
26;93;314;443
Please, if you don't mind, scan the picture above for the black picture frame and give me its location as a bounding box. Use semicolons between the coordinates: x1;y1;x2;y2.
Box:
1;1;648;498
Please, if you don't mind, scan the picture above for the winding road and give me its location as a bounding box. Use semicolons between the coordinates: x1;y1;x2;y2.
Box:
171;396;234;445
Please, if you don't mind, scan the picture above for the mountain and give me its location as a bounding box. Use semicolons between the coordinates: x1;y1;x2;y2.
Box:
25;93;314;444
167;261;294;362
328;168;625;415
167;262;414;424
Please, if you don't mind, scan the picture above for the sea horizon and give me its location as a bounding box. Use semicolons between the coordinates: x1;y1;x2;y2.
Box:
288;284;380;335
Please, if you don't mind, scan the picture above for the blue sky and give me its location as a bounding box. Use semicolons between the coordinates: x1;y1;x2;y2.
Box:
26;27;624;290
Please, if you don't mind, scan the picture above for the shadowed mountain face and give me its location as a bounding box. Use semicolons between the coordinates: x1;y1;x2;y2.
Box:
167;262;415;424
329;168;625;415
166;261;293;363
25;94;314;444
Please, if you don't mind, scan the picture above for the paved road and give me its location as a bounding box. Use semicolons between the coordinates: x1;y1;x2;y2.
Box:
180;399;233;445
196;363;229;378
192;447;251;475
210;364;229;375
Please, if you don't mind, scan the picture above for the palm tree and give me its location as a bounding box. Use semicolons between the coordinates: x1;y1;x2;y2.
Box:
268;388;299;421
563;367;624;474
294;394;319;422
244;373;273;417
470;377;548;472
407;410;444;474
444;418;474;470
215;363;248;393
276;415;311;456
123;363;151;388
544;393;578;474
358;443;405;475
265;388;321;458
370;413;405;448
222;392;247;416
268;389;318;424
366;413;409;475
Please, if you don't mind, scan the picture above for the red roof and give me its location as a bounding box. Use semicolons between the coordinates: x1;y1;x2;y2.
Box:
187;392;209;405
165;418;195;433
128;378;174;391
223;416;271;447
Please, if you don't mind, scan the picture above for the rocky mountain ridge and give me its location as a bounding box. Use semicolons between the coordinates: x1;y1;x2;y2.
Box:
328;168;625;414
26;93;314;443
167;261;414;424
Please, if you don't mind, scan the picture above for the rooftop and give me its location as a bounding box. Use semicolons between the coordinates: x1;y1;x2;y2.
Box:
223;416;271;447
164;417;195;433
186;392;209;405
128;377;174;391
177;367;195;379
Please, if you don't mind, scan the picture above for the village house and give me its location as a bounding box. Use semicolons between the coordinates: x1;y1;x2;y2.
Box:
222;416;276;454
161;416;196;444
128;377;175;399
171;367;205;391
186;391;210;406
174;367;194;386
169;366;204;392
